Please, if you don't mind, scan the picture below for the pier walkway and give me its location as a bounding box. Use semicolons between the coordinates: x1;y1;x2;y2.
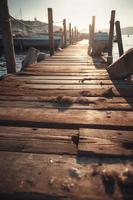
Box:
0;40;133;200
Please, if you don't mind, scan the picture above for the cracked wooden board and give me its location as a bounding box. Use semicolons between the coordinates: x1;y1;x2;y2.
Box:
78;128;133;157
0;126;78;154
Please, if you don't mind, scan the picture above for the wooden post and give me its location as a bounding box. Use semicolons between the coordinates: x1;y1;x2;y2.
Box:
89;24;92;46
59;28;63;49
0;0;16;73
91;16;95;48
115;21;124;56
69;23;72;45
74;26;77;43
63;19;67;48
107;10;115;64
48;8;54;56
77;30;79;41
72;28;74;45
88;24;92;55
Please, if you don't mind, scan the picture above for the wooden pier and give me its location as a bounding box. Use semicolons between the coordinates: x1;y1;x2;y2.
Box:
0;40;133;199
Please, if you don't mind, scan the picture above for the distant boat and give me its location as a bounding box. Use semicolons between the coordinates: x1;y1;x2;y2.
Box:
0;33;62;51
94;32;109;41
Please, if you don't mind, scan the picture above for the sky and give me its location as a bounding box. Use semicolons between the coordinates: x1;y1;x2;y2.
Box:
8;0;133;31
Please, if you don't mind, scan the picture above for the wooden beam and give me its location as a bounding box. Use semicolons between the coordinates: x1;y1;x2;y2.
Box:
107;48;133;79
48;8;54;56
115;21;124;56
0;0;16;73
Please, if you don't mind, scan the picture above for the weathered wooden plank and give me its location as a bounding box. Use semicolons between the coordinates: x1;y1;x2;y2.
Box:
0;100;132;111
15;79;133;86
1;39;133;200
17;71;111;77
31;63;102;67
12;75;110;80
24;68;108;74
34;62;105;68
0;126;78;154
0;87;133;98
51;55;89;58
13;76;111;81
0;95;133;104
0;107;133;129
20;83;133;92
2;76;133;86
79;128;133;157
42;58;102;62
30;60;105;65
23;63;106;68
0;152;132;200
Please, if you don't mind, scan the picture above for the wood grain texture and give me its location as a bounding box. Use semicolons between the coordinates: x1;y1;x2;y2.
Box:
0;40;132;199
79;128;133;157
0;152;132;200
0;107;133;129
0;126;78;154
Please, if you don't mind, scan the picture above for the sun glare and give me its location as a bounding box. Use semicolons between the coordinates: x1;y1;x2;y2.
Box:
51;0;111;32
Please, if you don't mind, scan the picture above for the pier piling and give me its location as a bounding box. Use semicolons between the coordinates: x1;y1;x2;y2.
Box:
69;23;72;45
63;19;67;48
72;27;74;44
88;24;92;54
91;16;95;49
0;0;16;73
48;8;54;56
74;26;77;43
115;20;124;56
107;10;115;65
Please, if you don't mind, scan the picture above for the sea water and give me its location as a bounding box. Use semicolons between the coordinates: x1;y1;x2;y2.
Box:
113;34;133;61
0;35;133;77
0;53;26;77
